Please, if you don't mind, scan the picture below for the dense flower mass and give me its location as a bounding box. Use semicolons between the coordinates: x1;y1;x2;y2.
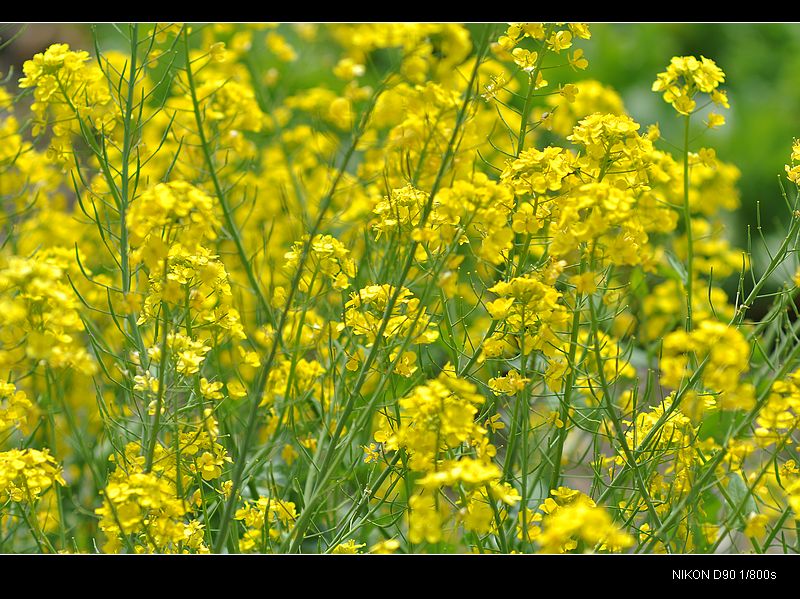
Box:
0;22;799;555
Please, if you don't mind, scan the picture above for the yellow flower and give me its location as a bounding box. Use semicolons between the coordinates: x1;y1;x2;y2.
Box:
706;112;725;128
332;539;366;553
652;55;727;116
227;380;248;399
369;538;400;554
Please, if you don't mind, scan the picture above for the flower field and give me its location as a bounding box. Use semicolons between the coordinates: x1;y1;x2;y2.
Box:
1;22;800;554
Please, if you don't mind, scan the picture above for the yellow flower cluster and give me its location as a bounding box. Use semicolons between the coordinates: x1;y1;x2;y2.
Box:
518;487;634;553
660;320;754;412
0;448;64;503
376;368;520;545
235;496;298;552
95;411;230;552
0;382;35;436
383;369;486;470
138;245;244;341
484;271;568;358
18;43;120;165
0;253;96;374
624;398;698;498
755;370;800;448
5;23;800;555
537;79;625;137
96;471;195;553
341;284;439;346
128;181;221;269
284;234;356;292
652;55;728;116
786;139;800;184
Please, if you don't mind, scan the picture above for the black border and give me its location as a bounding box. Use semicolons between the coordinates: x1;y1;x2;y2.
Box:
0;553;793;590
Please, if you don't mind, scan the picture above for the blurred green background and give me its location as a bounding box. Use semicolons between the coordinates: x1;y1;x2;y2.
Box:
585;24;800;243
2;23;799;266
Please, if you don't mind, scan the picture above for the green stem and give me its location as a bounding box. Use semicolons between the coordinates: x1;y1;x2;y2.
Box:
682;114;694;332
548;262;585;492
182;28;273;326
210;75;380;556
514;26;550;158
284;28;495;553
144;300;171;472
119;24;138;299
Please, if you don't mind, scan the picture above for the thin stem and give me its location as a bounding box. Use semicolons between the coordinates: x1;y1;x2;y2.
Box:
682;113;694;332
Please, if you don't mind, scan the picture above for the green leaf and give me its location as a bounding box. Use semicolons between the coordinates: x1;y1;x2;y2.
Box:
664;250;688;287
726;472;757;527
